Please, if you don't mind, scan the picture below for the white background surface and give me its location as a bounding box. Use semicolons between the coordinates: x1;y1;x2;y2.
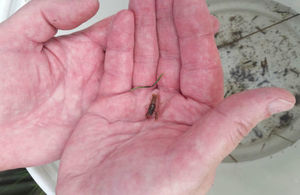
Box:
0;0;299;195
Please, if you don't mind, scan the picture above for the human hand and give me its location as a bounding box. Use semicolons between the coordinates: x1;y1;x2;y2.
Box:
52;0;295;194
0;0;121;170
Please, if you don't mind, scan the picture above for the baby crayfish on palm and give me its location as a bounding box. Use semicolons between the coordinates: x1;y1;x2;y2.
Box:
146;94;159;120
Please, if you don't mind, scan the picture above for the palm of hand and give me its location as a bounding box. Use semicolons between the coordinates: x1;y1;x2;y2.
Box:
57;0;223;194
57;89;217;195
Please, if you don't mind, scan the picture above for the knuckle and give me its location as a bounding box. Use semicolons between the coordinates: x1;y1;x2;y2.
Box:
232;120;251;142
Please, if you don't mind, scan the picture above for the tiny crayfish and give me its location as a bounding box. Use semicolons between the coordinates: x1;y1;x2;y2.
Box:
146;94;159;120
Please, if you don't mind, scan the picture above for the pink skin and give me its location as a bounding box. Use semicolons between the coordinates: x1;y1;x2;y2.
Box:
0;0;295;194
0;0;112;169
56;0;295;195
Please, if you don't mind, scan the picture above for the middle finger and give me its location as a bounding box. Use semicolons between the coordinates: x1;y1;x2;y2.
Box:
129;0;159;87
156;0;181;91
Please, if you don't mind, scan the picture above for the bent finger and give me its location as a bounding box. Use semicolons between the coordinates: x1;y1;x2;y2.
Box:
0;0;99;45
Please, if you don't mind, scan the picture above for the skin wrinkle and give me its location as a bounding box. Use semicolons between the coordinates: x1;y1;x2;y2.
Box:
43;39;67;73
180;62;220;72
79;46;103;82
87;111;139;124
134;57;158;64
61;42;103;88
157;92;211;124
42;47;66;82
81;31;107;50
43;48;55;77
232;120;251;142
186;97;214;111
153;0;160;80
158;85;179;93
73;124;144;178
81;66;99;91
134;14;157;24
106;46;134;53
95;136;137;169
158;119;193;127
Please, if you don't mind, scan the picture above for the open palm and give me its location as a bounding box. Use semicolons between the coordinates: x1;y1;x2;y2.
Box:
57;0;295;195
0;0;116;170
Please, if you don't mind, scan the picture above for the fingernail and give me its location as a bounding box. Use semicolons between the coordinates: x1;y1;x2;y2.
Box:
268;99;295;115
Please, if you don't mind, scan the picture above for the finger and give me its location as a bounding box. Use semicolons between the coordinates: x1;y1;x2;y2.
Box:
78;15;114;49
129;0;159;87
178;88;295;166
99;10;135;95
0;0;99;44
173;0;223;106
156;0;181;90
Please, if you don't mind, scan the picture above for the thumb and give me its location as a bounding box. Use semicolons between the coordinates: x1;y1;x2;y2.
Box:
180;88;295;165
0;0;99;43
